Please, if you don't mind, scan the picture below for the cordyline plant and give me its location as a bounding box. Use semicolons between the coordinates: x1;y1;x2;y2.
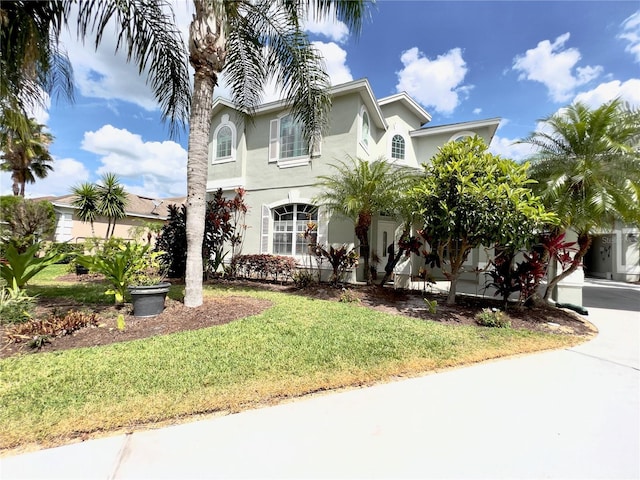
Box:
311;244;358;286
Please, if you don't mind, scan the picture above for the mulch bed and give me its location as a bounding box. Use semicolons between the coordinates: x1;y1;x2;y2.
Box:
0;278;595;359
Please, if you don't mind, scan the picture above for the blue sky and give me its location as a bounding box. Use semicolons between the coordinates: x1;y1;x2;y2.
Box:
2;0;639;199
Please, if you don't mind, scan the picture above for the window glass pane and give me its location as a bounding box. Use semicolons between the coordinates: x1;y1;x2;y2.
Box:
391;134;405;160
280;115;307;159
216;126;232;158
362;111;370;147
273;204;318;256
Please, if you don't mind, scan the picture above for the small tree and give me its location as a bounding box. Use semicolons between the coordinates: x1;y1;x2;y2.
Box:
0;195;56;252
412;136;556;305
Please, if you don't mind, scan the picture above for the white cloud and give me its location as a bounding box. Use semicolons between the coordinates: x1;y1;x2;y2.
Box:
82;125;187;197
313;41;353;85
395;47;472;115
618;11;640;63
573;79;640;108
512;33;603;102
304;17;349;44
473;108;482;115
489;135;537;162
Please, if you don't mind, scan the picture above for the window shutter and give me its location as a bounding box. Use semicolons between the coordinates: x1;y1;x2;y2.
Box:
261;204;270;253
269;119;279;162
316;207;328;247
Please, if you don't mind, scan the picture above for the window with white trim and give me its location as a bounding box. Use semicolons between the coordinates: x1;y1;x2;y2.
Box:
268;114;316;167
212;114;236;163
391;134;405;161
272;204;318;256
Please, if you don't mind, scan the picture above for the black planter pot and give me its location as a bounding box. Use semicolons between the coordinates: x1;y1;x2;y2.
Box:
128;282;171;317
75;264;89;275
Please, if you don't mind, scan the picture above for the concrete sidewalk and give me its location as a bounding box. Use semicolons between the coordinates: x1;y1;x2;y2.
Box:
2;296;638;478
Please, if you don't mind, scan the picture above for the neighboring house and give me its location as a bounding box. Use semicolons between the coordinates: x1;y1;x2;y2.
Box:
584;221;640;282
207;78;500;282
42;193;186;244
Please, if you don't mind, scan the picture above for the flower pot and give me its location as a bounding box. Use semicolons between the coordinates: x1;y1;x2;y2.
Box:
75;264;89;275
128;282;171;317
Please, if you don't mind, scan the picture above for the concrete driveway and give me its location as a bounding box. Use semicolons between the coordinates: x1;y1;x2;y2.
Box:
3;281;638;479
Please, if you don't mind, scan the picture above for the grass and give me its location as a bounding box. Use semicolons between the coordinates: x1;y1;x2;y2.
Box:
0;270;583;450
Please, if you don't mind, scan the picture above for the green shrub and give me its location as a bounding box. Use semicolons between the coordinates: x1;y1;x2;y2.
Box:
292;269;315;289
0;280;37;325
0;242;66;288
475;308;511;328
338;288;360;303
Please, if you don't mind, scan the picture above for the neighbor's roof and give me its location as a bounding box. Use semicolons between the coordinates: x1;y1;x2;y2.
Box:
45;192;185;221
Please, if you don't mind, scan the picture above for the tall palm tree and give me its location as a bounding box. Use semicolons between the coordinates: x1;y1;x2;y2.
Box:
182;0;367;306
2;0;368;307
96;173;128;239
520;98;640;300
71;182;99;237
314;156;416;285
0;116;54;196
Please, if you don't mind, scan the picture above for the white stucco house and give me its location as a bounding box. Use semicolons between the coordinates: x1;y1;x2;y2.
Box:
206;78;500;283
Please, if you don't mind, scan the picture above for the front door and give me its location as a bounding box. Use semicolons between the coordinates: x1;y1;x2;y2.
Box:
376;221;398;273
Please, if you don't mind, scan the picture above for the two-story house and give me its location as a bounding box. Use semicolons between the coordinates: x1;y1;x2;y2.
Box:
206;78;500;281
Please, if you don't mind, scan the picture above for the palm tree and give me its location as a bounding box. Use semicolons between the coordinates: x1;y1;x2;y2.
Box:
71;182;99;237
182;0;367;306
520;99;640;300
0;116;54;196
2;0;367;307
314;156;417;285
96;173;128;239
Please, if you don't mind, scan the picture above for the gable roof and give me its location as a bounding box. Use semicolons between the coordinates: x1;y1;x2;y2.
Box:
211;78;388;130
378;92;432;126
45;192;185;221
410;118;501;139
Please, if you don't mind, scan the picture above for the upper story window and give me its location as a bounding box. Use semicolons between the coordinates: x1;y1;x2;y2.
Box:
280;114;307;159
272;203;318;256
212;114;236;164
360;107;370;150
216;126;232;158
269;114;316;168
391;134;405;161
449;131;475;143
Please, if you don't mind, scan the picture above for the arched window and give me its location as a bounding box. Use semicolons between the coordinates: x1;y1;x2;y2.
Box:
216;126;232;159
212;114;236;163
391;134;405;160
361;109;370;149
272;204;318;255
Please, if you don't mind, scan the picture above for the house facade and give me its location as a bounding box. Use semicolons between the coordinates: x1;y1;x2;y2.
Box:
207;78;500;281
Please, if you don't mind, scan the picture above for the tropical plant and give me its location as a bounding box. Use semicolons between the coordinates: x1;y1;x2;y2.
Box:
0;242;66;288
77;240;165;304
0;195;56;252
475;308;511;328
315;156;417;284
311;243;359;286
96;173;128;239
0;278;37;325
0;116;54;196
71;182;99;237
411;136;556;305
519;99;640;300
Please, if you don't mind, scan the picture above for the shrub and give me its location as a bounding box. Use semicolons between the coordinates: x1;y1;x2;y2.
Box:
230;254;297;282
292;269;315;289
48;242;83;264
311;244;358;286
338;288;360;304
475;308;511;328
0;242;66;288
0;280;37;325
0;196;56;253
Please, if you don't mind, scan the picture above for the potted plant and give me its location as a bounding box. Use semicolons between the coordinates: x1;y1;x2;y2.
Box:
77;240;170;317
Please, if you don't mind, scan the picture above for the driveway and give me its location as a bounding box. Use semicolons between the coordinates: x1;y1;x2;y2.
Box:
3;281;639;479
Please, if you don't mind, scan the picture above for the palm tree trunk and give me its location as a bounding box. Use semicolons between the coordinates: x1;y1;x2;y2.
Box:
184;70;216;307
543;233;592;301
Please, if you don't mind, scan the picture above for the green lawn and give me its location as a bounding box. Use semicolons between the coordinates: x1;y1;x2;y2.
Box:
0;268;582;450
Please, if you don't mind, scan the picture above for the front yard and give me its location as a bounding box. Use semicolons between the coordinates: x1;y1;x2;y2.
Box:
0;266;593;452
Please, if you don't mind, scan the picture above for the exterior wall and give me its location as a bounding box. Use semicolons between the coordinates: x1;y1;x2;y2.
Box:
585;225;640;282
